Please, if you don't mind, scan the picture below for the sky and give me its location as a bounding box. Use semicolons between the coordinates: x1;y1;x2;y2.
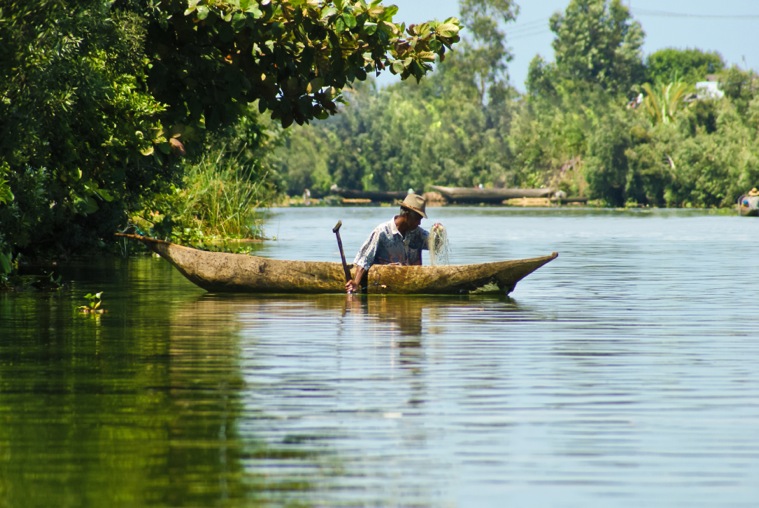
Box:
381;0;759;91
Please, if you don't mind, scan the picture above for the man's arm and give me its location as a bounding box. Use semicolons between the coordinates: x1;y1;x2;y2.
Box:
347;226;384;292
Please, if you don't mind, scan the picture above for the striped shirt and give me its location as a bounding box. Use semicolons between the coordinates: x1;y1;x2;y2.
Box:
353;217;429;270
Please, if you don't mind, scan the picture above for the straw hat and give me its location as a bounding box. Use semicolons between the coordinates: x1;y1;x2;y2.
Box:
400;193;428;219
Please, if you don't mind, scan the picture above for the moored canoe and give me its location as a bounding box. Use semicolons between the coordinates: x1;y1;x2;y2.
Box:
117;234;557;295
429;185;555;204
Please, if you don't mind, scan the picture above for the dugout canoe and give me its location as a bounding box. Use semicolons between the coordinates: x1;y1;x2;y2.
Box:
116;234;558;295
430;185;555;204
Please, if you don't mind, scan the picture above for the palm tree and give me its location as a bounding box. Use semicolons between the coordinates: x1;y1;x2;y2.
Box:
641;80;691;125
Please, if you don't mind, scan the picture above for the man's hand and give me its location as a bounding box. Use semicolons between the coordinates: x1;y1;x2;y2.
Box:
346;266;366;293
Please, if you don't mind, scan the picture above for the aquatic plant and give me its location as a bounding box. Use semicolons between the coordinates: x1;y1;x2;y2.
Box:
78;292;105;315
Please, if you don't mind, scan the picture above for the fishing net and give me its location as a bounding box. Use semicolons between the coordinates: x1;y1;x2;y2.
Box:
428;222;450;266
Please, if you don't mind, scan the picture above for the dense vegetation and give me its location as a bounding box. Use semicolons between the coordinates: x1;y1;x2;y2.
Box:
274;0;759;209
1;0;758;278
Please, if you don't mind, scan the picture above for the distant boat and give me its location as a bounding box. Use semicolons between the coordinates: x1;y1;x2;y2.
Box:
429;185;555;204
330;187;408;203
738;189;759;216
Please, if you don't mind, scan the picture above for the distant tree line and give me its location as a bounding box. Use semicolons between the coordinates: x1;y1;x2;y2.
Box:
271;0;759;210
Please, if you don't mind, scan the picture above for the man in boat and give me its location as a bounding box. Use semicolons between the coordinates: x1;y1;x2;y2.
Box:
346;193;429;293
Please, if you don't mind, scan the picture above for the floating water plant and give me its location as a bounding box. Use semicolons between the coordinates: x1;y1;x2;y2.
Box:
78;291;106;314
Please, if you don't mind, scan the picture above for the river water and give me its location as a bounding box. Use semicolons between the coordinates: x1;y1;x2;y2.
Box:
2;206;759;507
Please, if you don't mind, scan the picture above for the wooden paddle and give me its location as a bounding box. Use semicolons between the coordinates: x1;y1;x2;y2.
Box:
332;220;352;282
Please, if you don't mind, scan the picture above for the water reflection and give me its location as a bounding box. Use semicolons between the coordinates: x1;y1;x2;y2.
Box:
4;209;759;506
0;264;339;506
168;292;528;505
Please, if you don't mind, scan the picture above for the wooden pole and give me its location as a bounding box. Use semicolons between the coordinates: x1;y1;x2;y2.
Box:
332;221;352;282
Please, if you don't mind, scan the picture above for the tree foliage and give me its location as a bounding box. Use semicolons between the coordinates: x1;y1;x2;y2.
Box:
641;80;691;125
645;48;724;85
0;0;461;266
272;0;519;193
0;0;168;257
458;0;517;102
549;0;644;95
138;0;460;130
276;0;759;212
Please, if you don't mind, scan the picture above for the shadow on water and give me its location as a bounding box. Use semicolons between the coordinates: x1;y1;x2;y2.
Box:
0;259;332;506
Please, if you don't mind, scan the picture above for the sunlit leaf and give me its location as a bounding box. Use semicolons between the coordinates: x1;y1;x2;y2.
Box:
342;13;356;29
321;6;337;19
435;23;459;38
184;0;201;15
246;4;262;17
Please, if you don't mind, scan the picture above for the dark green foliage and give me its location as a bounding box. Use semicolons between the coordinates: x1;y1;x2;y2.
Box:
0;0;169;259
645;48;725;85
584;110;633;206
0;0;460;268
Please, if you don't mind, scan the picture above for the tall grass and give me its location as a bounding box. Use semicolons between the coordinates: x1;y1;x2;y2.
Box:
174;147;273;243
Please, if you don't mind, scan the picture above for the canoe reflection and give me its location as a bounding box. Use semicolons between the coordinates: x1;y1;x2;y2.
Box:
177;293;515;339
344;294;424;336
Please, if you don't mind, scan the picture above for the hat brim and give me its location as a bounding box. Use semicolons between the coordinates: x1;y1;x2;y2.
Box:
401;204;427;219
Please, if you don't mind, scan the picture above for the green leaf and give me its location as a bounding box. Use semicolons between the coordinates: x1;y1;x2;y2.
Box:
95;188;114;202
342;13;357;29
380;5;398;21
321;6;337;19
246;4;263;18
0;182;13;205
417;51;436;62
184;0;201;15
435;23;459;38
